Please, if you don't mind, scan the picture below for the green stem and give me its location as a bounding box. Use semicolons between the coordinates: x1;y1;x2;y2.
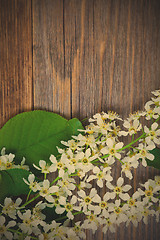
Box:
85;144;89;150
51;172;78;186
92;132;146;164
115;156;124;165
155;115;160;122
128;146;139;151
9;228;38;240
51;176;61;185
96;133;103;142
117;132;146;152
55;210;83;222
8;229;22;235
69;173;78;177
20;194;40;208
26;189;32;203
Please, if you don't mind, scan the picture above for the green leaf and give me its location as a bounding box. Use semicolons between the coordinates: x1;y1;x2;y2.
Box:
147;148;160;170
67;118;84;136
0;169;30;203
0;111;84;172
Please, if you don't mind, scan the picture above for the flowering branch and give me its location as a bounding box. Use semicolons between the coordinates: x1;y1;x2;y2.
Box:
0;89;160;239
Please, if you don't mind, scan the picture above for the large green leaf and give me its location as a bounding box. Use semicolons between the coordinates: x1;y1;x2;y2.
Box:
147;148;160;170
0;111;83;172
0;169;30;203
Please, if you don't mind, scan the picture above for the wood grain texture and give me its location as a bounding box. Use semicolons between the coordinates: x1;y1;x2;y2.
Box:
0;0;32;128
33;0;71;119
1;0;160;239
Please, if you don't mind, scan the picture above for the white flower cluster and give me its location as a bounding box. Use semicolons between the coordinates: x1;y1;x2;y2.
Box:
0;90;160;240
0;148;29;171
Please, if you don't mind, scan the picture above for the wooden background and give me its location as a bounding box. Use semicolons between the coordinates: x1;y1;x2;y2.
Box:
0;0;160;239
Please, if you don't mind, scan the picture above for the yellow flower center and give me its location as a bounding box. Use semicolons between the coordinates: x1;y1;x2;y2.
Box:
82;158;88;164
84;197;92;204
114;207;121;214
140;149;146;157
148;109;153;114
57;162;63;168
130;127;136;132
100;201;107;209
65;203;72;211
74;225;80;232
0;226;5;233
97;172;103;179
124;163;130;171
88;214;95;221
114;187;121;193
23;219;31;225
128;199;135;206
143;210;148;216
71;158;76;165
130;215;137;220
145;190;152;197
109;148;115;155
150;131;155;137
6;162;12;169
42;189;48;195
106;218;112;226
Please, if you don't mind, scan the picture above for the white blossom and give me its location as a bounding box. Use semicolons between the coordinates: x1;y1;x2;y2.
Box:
106;177;132;201
137;143;155;167
138;179;160;203
122;119;142;136
0;215;16;239
108;199;128;225
144;122;160;145
87;166;113;188
55;195;81;220
121;156;139;179
1;197;22;219
100;138;123;162
78;188;101;213
49;154;66;177
23;174;39;192
144;102;160;120
37;180;59;203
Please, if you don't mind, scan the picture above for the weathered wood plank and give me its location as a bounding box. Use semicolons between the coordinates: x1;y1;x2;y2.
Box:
0;0;32;128
33;0;71;119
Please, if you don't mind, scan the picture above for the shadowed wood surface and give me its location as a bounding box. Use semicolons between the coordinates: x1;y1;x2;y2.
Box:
1;0;160;239
0;0;32;128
